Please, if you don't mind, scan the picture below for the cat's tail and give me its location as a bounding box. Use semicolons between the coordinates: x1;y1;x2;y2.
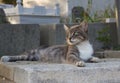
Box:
1;55;40;62
1;55;39;62
1;55;26;62
1;49;40;62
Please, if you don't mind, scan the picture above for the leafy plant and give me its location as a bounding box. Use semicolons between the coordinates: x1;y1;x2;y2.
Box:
84;3;115;23
113;45;120;50
96;26;111;49
103;5;115;18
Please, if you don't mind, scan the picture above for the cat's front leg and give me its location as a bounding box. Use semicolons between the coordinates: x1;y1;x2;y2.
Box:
67;55;85;67
89;57;100;63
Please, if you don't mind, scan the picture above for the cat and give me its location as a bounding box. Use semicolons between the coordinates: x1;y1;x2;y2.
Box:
0;21;99;67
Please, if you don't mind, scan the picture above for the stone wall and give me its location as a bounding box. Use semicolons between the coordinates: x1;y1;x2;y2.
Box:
0;22;117;56
88;22;117;50
39;23;117;50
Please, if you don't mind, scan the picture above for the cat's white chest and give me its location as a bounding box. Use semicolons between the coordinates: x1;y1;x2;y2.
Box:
76;41;93;61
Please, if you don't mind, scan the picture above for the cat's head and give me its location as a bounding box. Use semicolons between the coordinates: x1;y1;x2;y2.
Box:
64;21;88;45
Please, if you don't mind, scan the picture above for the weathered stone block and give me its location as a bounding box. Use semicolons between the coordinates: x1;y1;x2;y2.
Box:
0;62;14;80
104;50;120;58
95;50;120;58
0;59;120;83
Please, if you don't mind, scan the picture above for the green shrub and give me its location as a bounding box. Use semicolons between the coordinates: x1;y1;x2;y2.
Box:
96;26;111;49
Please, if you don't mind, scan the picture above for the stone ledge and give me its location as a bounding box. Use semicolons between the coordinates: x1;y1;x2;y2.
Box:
0;59;120;83
95;50;120;58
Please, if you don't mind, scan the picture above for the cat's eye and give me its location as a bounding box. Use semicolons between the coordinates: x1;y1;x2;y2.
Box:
74;32;79;36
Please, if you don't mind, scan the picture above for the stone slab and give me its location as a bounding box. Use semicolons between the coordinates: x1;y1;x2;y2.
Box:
0;24;40;56
0;76;15;83
104;50;120;58
95;50;120;58
0;59;120;83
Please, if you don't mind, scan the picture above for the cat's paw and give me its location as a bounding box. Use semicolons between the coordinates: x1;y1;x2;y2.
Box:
76;61;85;67
90;57;100;63
1;56;10;62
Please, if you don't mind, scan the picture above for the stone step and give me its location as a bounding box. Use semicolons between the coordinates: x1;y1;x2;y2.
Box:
0;59;120;83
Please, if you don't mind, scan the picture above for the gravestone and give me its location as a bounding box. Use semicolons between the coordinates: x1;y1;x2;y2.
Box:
72;6;84;23
0;8;9;23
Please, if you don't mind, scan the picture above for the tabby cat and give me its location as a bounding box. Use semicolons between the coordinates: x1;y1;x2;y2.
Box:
0;21;99;67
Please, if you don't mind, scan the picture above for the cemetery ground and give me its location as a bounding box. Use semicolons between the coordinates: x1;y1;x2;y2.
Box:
0;0;120;83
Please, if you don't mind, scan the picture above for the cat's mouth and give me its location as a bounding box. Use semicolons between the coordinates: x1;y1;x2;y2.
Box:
70;38;80;42
67;38;82;45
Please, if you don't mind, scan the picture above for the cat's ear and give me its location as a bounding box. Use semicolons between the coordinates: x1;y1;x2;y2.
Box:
80;21;88;32
64;24;69;33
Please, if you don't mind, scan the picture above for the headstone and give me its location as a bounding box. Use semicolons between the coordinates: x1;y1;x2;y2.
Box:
72;6;84;23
